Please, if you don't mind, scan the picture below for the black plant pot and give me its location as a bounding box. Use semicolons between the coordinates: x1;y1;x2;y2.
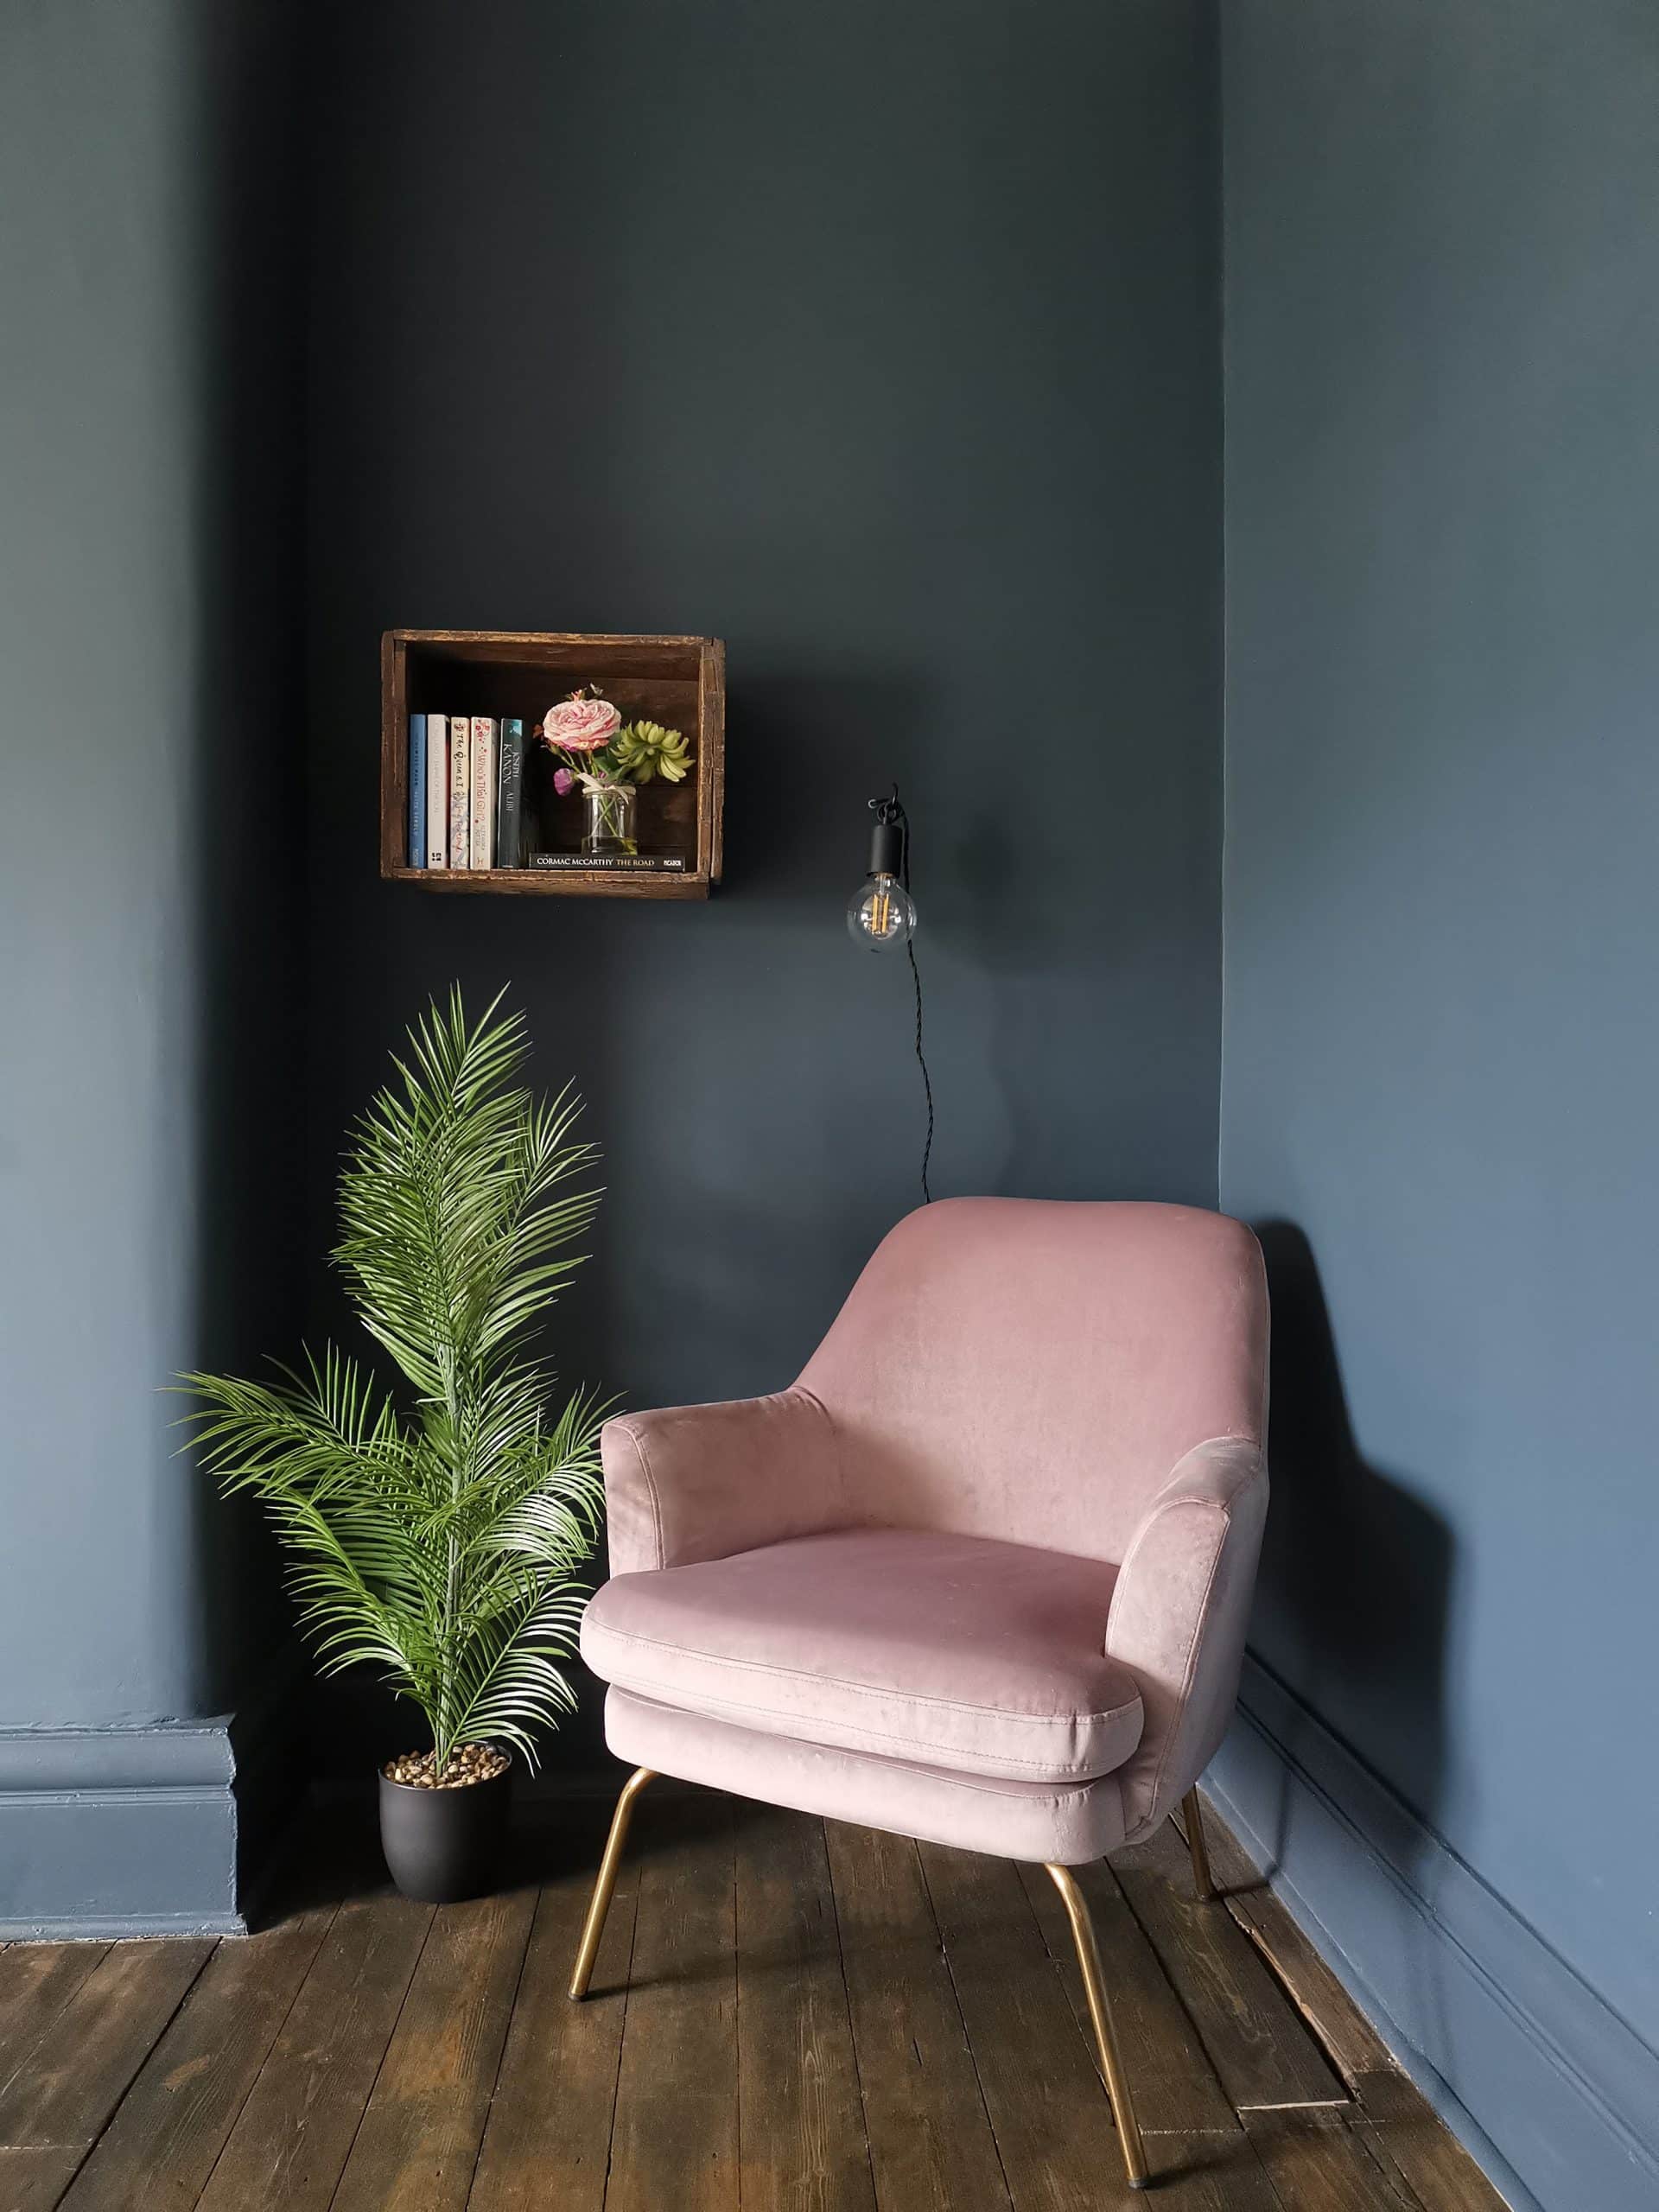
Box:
378;1757;512;1903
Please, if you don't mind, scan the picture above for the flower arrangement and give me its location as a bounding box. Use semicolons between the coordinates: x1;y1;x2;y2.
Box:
542;685;694;854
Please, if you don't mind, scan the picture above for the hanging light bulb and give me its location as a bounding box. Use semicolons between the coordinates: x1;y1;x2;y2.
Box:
846;792;917;952
846;784;934;1201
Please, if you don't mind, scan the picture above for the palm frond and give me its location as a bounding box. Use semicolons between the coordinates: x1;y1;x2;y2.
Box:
180;988;610;1771
441;1580;591;1770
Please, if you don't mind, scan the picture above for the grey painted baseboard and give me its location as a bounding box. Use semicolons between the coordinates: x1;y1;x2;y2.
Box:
0;1652;303;1938
1207;1655;1659;2212
0;1720;243;1937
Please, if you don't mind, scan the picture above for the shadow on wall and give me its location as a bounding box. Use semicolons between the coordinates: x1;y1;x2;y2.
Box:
180;3;308;1720
1248;1220;1459;2050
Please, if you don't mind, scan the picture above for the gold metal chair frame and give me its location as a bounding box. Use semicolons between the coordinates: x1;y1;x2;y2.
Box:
568;1767;1217;2194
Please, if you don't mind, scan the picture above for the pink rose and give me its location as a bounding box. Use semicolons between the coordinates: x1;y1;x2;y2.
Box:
552;766;575;796
543;695;620;753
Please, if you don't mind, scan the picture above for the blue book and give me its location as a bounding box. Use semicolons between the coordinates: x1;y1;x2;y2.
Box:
408;714;426;868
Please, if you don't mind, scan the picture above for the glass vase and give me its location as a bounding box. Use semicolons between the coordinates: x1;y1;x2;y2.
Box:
582;783;637;856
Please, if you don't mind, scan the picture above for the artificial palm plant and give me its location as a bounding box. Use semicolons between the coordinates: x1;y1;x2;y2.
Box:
182;989;608;1785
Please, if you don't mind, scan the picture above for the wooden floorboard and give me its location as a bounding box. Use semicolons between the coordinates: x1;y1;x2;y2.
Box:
328;1886;535;2212
1353;2113;1515;2212
917;1840;1124;2210
0;1939;213;2153
0;1948;111;2102
602;1793;740;2212
195;1891;434;2212
1177;1796;1401;2086
8;1789;1512;2212
1243;2110;1423;2212
1115;1820;1346;2113
56;1910;333;2211
0;2145;83;2212
467;1810;635;2212
825;1821;1013;2212
736;1808;875;2212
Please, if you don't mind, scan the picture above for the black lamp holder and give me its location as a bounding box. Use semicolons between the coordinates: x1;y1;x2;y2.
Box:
868;787;908;883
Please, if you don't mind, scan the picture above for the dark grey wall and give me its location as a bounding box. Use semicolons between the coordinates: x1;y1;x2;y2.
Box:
302;0;1224;1746
1217;4;1659;2203
0;0;304;1763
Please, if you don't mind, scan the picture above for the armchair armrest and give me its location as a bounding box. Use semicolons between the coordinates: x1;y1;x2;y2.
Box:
1104;1434;1268;1841
601;1386;845;1576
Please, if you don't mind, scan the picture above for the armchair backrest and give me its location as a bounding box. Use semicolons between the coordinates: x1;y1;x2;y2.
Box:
797;1198;1268;1565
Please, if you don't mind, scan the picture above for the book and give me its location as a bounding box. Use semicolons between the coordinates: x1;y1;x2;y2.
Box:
469;717;497;871
424;713;448;868
495;717;525;868
407;715;426;868
530;852;688;872
448;712;471;869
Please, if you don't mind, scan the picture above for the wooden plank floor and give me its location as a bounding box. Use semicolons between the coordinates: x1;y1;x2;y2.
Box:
0;1789;1510;2211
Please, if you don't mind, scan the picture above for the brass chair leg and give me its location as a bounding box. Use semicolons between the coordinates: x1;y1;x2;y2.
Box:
569;1766;655;1999
1046;1863;1151;2190
1182;1787;1214;1902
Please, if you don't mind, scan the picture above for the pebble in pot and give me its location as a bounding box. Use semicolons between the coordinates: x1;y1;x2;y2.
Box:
379;1744;512;1904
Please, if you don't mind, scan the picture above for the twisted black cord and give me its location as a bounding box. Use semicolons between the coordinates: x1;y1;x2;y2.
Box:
906;934;935;1204
898;803;934;1204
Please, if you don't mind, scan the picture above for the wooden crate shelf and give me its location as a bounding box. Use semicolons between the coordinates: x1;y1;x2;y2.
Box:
380;629;724;897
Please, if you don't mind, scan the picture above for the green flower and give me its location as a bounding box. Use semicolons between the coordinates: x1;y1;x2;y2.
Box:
613;720;693;785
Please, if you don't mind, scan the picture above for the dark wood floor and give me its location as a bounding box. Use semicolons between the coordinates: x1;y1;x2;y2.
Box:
0;1786;1509;2211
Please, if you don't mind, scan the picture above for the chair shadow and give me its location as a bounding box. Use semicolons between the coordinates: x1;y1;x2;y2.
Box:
1238;1220;1459;2062
1250;1220;1454;1832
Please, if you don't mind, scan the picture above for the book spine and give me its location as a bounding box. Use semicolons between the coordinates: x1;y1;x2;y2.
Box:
425;714;448;868
496;718;525;869
530;852;687;872
470;717;497;870
448;712;471;869
408;715;426;868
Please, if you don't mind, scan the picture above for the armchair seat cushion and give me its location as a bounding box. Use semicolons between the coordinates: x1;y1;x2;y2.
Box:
581;1526;1144;1784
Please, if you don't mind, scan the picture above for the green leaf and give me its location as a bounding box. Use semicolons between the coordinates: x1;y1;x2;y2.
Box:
177;988;610;1772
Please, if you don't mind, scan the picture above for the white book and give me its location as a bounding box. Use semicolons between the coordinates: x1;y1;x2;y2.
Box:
470;716;497;869
448;712;471;869
425;714;449;868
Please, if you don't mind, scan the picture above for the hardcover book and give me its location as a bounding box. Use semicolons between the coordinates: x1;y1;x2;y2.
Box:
425;713;448;868
407;715;426;868
496;717;525;868
470;717;497;871
448;712;471;870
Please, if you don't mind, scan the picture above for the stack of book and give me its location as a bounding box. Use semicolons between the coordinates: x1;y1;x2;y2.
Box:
407;715;527;871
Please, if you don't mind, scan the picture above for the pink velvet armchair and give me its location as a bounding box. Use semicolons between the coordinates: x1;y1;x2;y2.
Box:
570;1198;1269;2190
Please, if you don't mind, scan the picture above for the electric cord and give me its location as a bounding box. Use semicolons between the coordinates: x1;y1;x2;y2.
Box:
906;930;935;1205
873;787;935;1204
